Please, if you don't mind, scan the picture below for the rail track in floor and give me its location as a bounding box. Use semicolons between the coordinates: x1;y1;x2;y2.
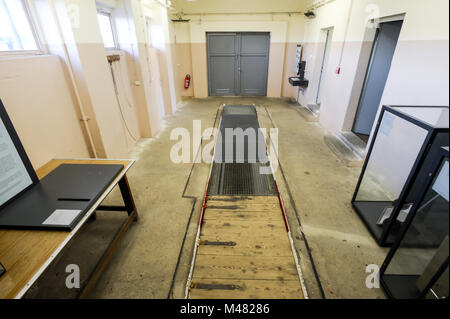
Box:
186;105;307;299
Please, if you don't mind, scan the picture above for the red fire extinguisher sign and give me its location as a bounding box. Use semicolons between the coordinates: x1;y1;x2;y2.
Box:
184;74;191;89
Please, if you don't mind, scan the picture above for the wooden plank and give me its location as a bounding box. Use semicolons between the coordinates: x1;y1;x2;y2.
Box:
207;196;279;204
190;279;304;299
201;220;286;237
192;255;299;281
197;235;294;257
203;209;282;221
0;159;133;299
205;203;281;211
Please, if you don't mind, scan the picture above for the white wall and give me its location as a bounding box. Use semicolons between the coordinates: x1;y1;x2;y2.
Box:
299;0;449;141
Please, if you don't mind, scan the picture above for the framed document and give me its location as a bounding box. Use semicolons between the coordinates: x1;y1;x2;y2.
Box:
0;99;38;209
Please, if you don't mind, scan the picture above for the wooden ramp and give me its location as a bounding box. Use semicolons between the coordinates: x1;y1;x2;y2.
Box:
188;196;304;299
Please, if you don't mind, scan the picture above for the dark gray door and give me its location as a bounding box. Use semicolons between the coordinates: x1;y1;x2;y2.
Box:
239;33;270;96
207;33;238;96
207;32;269;96
353;20;403;135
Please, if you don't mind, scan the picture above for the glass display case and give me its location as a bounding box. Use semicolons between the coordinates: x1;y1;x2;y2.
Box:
380;146;449;299
352;106;449;246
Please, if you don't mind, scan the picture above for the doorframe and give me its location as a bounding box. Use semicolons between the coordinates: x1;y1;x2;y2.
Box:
206;32;270;97
316;27;334;105
351;27;381;134
350;14;405;137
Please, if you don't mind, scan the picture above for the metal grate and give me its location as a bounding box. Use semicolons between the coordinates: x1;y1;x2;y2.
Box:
223;105;257;116
208;163;277;196
208;104;276;196
215;108;268;164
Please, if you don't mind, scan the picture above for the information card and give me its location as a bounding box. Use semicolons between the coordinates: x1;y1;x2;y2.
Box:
0;118;33;207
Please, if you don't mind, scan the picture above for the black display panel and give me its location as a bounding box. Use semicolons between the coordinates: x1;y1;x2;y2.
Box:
0;99;38;210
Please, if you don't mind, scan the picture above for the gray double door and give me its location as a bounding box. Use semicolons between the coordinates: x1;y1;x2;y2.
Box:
207;32;270;96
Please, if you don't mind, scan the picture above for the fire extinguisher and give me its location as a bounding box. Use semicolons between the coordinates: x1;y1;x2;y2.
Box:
184;74;191;89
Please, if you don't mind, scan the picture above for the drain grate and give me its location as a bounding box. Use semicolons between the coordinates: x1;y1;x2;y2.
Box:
223;105;257;116
208;163;277;196
208;105;276;196
215;108;268;164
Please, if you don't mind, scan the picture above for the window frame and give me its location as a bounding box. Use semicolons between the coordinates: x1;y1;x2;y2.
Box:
0;0;44;56
96;6;119;50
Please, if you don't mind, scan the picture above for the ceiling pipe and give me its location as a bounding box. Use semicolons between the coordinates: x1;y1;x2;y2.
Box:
175;11;305;16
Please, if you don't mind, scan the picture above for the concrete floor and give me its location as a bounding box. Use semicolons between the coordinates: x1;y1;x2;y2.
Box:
27;97;389;299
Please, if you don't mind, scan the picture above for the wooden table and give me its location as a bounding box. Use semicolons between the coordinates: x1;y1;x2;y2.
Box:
0;159;138;299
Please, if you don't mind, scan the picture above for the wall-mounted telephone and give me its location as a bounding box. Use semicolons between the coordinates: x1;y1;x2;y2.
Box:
295;44;303;75
289;44;309;88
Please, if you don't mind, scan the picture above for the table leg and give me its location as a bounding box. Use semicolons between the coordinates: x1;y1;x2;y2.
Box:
78;174;138;298
119;176;138;221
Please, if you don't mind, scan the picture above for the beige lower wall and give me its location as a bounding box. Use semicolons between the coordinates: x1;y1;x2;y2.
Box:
146;47;166;135
75;43;131;159
266;42;286;98
0;55;90;169
172;43;194;98
157;50;175;115
110;51;142;151
191;43;209;98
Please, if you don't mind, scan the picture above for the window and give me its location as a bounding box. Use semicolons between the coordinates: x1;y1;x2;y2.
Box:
0;0;39;52
97;11;116;49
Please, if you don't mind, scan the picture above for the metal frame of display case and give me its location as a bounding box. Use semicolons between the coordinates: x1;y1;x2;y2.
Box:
380;146;449;299
352;105;449;246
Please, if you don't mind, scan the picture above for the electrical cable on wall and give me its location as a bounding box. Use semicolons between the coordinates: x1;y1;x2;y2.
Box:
114;60;136;109
109;59;139;142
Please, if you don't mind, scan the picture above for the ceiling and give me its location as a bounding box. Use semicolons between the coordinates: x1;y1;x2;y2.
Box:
170;0;308;14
